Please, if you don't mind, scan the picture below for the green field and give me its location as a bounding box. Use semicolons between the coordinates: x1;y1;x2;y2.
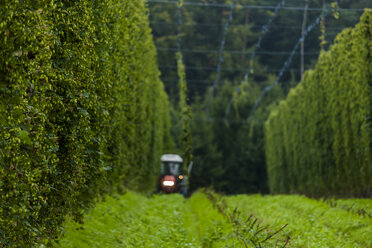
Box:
55;192;372;248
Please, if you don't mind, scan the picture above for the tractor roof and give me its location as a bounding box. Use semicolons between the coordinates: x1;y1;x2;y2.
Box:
161;154;183;163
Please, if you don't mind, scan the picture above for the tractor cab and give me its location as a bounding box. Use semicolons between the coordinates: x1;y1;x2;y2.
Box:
158;154;187;195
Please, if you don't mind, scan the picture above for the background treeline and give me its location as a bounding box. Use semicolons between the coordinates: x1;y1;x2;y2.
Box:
0;0;171;247
189;81;283;194
265;10;372;197
148;0;371;194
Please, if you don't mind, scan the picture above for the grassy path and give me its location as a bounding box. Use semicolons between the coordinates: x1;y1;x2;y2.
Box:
56;192;238;247
56;193;195;247
55;192;372;248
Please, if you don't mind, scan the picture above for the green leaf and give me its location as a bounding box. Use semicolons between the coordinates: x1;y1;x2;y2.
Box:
18;130;32;145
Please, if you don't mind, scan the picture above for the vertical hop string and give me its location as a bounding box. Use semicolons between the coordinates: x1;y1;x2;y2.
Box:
207;0;238;120
248;7;329;121
245;0;286;82
225;0;286;119
177;0;183;53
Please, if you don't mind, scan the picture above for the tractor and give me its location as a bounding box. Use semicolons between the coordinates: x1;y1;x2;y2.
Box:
157;154;191;196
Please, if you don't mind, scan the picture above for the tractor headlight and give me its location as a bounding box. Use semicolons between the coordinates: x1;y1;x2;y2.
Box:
163;180;175;186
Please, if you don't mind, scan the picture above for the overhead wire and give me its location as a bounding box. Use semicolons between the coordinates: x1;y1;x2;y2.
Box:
150;21;345;31
192;117;265;124
150;0;364;124
156;47;321;55
158;64;309;73
147;0;364;12
162;78;280;84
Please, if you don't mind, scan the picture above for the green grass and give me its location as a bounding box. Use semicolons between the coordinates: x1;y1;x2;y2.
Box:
55;192;372;248
227;195;372;248
55;192;241;248
324;198;372;218
55;192;195;247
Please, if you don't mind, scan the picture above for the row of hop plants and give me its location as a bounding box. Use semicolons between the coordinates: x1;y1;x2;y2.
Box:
264;9;372;197
0;0;172;247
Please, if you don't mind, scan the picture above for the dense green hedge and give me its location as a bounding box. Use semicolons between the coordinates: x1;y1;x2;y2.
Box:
176;52;192;174
265;10;372;197
0;0;171;247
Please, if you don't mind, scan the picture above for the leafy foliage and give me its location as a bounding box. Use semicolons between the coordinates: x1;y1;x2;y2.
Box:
0;0;171;246
265;10;372;197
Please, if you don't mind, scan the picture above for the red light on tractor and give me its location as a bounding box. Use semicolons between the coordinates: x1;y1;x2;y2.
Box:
161;175;176;192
